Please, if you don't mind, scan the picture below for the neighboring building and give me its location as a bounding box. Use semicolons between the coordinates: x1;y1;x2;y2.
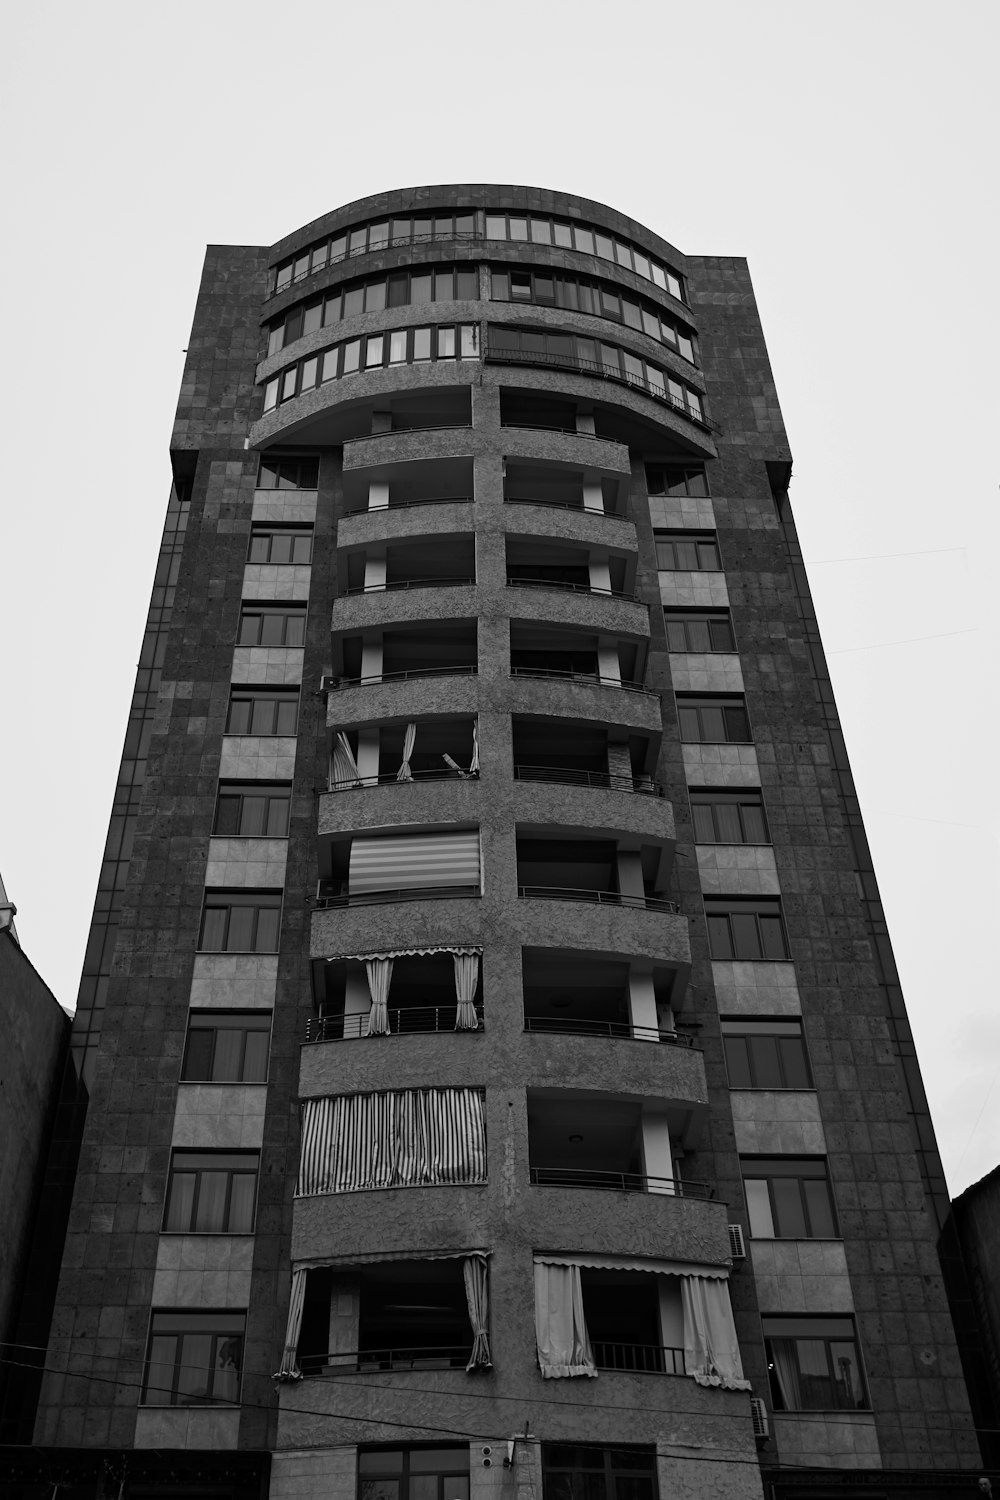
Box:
945;1165;1000;1466
0;882;69;1362
1;187;989;1499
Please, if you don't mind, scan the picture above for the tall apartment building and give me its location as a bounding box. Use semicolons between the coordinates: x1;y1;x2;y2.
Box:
2;186;986;1500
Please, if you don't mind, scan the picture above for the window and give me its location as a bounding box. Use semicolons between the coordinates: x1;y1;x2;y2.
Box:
677;696;751;744
485;210;684;300
690;790;768;844
270;213;478;293
164;1151;259;1233
646;465;708;496
142;1312;245;1406
257;456;318;489
705;899;788;961
226;688;299;736
721;1018;812;1089
490;267;697;362
762;1317;868;1411
743;1158;837;1239
358;1447;470;1500
664;610;735;653
265;323;480;407
198;892;282;953
181;1011;271;1082
237;605;306;647
654;532;720;570
541;1445;658;1500
214;783;290;837
248;526;313;564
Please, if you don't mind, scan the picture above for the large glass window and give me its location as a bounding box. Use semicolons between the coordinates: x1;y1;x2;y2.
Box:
198;892;282;953
142;1312;245;1406
164;1151;259;1233
664;611;735;653
257;456;319;489
225;689;299;736
541;1445;658;1500
690;790;768;844
490;267;696;362
646;464;708;497
721;1018;812;1089
181;1010;271;1083
357;1447;470;1500
762;1317;868;1411
238;605;306;647
705;899;788;961
214;782;290;838
264;324;480;410
743;1157;838;1239
677;696;752;744
248;526;313;564
655;532;720;569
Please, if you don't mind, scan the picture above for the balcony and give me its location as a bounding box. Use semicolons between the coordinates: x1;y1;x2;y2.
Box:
527;1091;710;1198
326;626;479;720
516;834;674;912
521;948;685;1042
306;1003;484;1042
510;620;650;695
517;886;678;915
306;951;483;1043
529;1166;711;1198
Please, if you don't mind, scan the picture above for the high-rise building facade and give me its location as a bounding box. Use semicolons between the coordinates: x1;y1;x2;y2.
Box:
4;186;986;1499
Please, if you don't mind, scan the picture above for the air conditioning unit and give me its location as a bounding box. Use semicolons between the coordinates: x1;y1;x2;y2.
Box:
750;1397;769;1440
728;1223;747;1261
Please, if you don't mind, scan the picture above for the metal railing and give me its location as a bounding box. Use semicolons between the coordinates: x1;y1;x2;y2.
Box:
523;1016;694;1046
506;577;637;602
310;883;481;911
300;1344;469;1376
517;886;681;915
486;343;712;429
503;494;631;521
306;1004;483;1043
529;1166;714;1198
513;764;662;796
499;421;628;452
509;666;655;696
343;576;476;596
593;1342;685;1375
343;495;473;516
325;665;478;690
343;423;474;440
326;767;478;792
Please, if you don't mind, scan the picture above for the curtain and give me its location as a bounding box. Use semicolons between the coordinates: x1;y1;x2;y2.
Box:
349;830;481;894
397;721;417;782
463;1254;492;1370
365;956;393;1036
331;731;362;789
297;1088;487;1195
273;1267;307;1380
454;952;480;1030
469;720;480;775
768;1338;803;1410
681;1276;751;1391
534;1262;596;1378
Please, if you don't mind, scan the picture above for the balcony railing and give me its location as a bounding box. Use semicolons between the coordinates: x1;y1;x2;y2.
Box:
343;576;475;595
514;764;662;796
326;767;478;792
593;1342;685;1375
324;665;477;691
310;883;481;910
504;493;631;520
300;1344;468;1376
517;885;681;915
343;495;473;516
529;1166;714;1199
505;577;637;602
523;1016;694;1045
510;667;655;696
306;1004;484;1042
486;343;712;430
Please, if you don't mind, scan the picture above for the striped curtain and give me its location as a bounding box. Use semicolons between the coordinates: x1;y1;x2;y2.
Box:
454;952;480;1030
397;722;417;782
349;831;481;894
273;1266;307;1380
463;1253;492;1370
365;956;393;1036
297;1088;487;1195
331;731;362;789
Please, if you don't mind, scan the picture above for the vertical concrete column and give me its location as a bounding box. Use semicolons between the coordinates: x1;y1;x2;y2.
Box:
627;968;659;1042
575;412;596;436
616;849;645;901
371;411;391;435
588;555;612;594
363;552;386;591
640;1110;675;1193
368;481;389;510
326;1272;361;1367
597;641;620;684
583;478;605;514
605;741;632;783
356;727;380;783
360;635;383;682
343;969;372;1039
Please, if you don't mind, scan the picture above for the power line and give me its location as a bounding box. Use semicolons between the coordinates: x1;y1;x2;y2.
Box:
826;626;976;654
804;546;967;565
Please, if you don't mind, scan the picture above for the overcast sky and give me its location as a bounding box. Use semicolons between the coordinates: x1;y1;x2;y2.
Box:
2;0;997;1196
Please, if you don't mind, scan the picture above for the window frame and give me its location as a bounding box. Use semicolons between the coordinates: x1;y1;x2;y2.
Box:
540;1443;659;1500
197;891;283;954
676;695;752;745
163;1149;260;1235
762;1316;869;1412
654;531;721;571
357;1446;471;1500
704;899;789;961
646;465;709;497
213;782;291;839
664;610;736;654
225;688;300;737
181;1010;272;1084
142;1311;246;1407
721;1017;813;1090
247;526;314;565
237;604;307;648
742;1156;839;1239
489;265;697;363
264;323;481;411
689;790;769;845
256;456;318;490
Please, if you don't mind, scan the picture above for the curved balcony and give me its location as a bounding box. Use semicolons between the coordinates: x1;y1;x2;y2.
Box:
256;297;483;385
325;667;480;729
512;775;675;844
342;422;478;472
337;498;475;549
518;1176;730;1265
500;424;631;475
318;773;480;839
250;362;478;450
514;889;690;967
505;580;649;637
331;581;478;633
503;498;637;551
299;1022;486;1102
310;894;483;961
505;668;661;732
494;366;718;458
292;1182;491;1265
520;1029;707;1110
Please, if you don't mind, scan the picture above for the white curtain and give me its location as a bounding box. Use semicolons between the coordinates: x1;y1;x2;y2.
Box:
534;1261;596;1378
469;720;479;774
331;731;362;789
273;1267;307;1380
397;721;416;782
463;1254;492;1370
297;1088;487;1195
454;951;480;1030
768;1338;803;1410
681;1275;751;1391
365;956;393;1036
